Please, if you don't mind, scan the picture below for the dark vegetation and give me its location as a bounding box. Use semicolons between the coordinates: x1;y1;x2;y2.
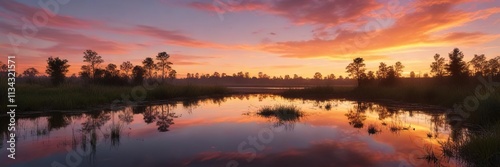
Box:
0;50;226;111
280;48;500;166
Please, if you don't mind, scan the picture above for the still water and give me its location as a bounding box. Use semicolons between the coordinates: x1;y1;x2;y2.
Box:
1;94;458;167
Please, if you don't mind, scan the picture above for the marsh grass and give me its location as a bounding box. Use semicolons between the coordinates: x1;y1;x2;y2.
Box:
257;104;303;121
110;123;122;147
420;145;441;166
14;84;229;111
441;123;500;167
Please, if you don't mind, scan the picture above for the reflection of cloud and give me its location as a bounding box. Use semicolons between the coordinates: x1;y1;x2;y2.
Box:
179;140;400;167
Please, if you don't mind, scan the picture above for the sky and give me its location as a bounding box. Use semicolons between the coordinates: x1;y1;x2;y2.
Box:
1;0;500;78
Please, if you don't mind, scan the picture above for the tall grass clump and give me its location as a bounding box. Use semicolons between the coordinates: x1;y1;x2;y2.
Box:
257;104;303;121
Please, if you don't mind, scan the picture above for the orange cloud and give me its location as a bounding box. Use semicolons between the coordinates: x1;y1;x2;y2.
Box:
260;0;500;59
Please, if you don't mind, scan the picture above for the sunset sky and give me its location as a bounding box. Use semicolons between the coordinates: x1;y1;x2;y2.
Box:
1;0;500;78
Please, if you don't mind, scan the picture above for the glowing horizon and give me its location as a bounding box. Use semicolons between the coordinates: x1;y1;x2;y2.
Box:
1;0;500;78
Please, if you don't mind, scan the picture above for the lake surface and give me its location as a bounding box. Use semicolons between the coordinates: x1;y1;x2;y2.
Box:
1;94;459;167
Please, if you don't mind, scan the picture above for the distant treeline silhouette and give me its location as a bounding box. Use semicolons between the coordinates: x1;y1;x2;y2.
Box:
1;48;498;86
345;48;499;86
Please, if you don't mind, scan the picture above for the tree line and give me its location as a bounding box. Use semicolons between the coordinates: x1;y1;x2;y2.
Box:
3;47;499;86
345;48;500;86
1;50;176;86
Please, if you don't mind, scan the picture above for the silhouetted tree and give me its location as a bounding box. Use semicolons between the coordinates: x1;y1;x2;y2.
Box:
366;71;375;80
446;48;469;81
410;71;416;78
313;72;322;80
46;57;70;86
132;65;146;85
212;72;220;78
0;61;7;72
381;66;397;86
326;73;336;80
105;64;119;76
142;57;155;79
346;57;366;85
430;53;446;77
120;61;133;77
485;56;500;77
83;50;103;79
168;70;177;79
469;54;487;76
284;75;291;80
22;67;39;84
22;67;39;77
79;65;91;82
395;61;404;78
155;52;172;82
377;62;388;79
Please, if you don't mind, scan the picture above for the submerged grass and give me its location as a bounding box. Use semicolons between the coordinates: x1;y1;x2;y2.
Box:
14;84;229;111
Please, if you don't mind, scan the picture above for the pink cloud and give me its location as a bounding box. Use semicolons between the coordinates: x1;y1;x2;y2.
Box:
188;0;382;27
119;25;229;49
0;1;102;29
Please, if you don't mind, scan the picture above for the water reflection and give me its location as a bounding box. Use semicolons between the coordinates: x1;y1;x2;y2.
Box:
1;94;460;167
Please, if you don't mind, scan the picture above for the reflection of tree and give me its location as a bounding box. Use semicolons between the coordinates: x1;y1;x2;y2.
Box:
81;112;111;133
79;112;110;163
345;102;368;129
132;105;146;114
156;104;179;132
48;113;72;131
346;110;366;128
143;106;158;124
374;105;392;121
141;104;180;132
183;99;200;114
429;114;445;138
118;108;134;125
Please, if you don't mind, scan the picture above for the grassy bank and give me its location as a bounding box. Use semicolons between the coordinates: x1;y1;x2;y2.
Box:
10;84;229;111
441;123;500;166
